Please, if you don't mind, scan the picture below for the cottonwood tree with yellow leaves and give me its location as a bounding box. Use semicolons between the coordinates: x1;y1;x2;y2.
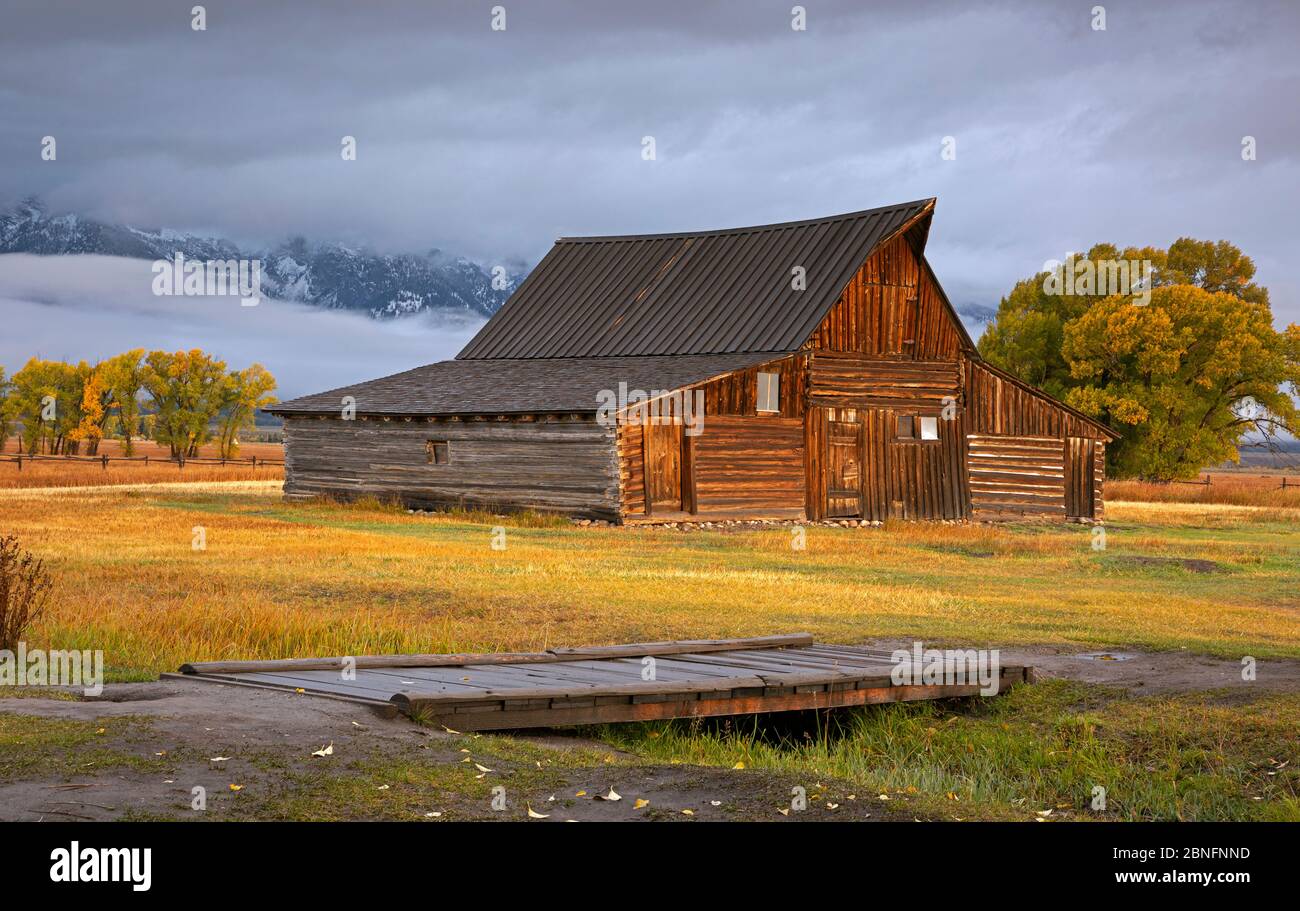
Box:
980;239;1299;480
0;349;277;460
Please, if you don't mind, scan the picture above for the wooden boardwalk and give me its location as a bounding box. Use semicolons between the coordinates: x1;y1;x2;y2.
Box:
169;634;1031;731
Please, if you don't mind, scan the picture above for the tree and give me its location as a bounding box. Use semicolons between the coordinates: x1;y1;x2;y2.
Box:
142;350;229;459
980;238;1297;479
1062;286;1299;479
69;366;114;456
1163;238;1269;304
0;368;12;453
7;358;90;454
215;364;278;459
98;349;147;456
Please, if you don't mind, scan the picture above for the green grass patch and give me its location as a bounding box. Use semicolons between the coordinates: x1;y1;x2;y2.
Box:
599;681;1300;821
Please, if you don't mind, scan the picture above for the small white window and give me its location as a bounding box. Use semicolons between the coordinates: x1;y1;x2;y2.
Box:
919;416;939;440
756;372;780;413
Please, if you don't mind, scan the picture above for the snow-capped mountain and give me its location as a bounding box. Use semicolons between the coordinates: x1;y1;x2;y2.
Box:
0;198;524;320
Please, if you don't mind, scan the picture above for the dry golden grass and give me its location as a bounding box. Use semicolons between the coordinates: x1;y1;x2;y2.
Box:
0;437;283;489
1;482;1296;680
1109;472;1300;509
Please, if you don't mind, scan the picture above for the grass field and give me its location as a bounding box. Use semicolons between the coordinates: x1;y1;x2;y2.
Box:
1109;471;1300;509
2;482;1296;679
2;481;1296;821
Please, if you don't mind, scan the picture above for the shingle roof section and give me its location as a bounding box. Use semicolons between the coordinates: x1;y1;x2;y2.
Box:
456;199;934;360
267;353;791;417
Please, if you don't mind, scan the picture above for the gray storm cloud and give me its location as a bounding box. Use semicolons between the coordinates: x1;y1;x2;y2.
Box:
0;0;1296;327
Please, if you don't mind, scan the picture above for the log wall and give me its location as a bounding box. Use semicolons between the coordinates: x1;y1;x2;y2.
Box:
283;414;621;520
967;434;1067;520
692;415;806;518
808;350;962;411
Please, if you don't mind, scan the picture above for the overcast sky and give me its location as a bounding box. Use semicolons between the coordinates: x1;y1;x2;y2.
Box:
1;0;1297;394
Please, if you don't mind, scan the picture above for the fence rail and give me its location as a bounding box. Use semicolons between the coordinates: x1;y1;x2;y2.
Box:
0;453;284;470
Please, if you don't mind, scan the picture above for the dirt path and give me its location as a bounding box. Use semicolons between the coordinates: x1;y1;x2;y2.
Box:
866;640;1300;696
3;647;1296;822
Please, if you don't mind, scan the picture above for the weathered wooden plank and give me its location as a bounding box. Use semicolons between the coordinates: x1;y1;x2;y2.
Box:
182;634;813;676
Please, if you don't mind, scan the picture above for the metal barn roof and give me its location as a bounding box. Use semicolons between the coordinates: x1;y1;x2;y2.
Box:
456;199;935;360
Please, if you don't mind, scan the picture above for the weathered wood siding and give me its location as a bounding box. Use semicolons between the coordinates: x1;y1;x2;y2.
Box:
967;361;1108;440
967;434;1067;520
701;354;805;418
618;356;806;519
806;405;970;521
808;234;965;359
693;416;805;517
283;415;620;519
1065;437;1106;519
809;350;962;411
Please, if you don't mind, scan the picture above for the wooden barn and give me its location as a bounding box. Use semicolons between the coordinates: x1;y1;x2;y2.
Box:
269;199;1116;524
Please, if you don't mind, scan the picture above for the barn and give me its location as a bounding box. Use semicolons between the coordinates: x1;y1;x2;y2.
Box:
268;198;1116;524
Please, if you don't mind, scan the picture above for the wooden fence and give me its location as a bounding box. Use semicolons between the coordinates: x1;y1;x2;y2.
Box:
0;453;284;471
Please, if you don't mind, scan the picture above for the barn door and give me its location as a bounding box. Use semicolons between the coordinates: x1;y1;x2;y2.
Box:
644;421;683;513
825;412;864;517
1065;437;1096;518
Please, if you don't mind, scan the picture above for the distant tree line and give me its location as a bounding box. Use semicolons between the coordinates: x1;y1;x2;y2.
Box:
979;238;1300;480
0;350;277;460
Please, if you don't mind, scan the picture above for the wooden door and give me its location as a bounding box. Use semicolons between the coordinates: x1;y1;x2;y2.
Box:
644;422;683;512
825;414;863;517
1065;437;1096;518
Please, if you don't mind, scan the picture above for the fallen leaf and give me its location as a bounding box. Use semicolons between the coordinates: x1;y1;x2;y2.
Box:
424;811;442;818
441;725;460;735
474;763;493;773
709;800;721;806
681;809;695;816
595;788;621;801
376;785;390;791
826;802;839;810
732;761;745;770
311;744;334;758
777;808;790;816
229;784;243;792
634;798;650;810
210;756;231;763
527;805;550;819
575;790;587;797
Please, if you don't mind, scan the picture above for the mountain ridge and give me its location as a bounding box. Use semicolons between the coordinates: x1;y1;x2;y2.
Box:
0;198;522;320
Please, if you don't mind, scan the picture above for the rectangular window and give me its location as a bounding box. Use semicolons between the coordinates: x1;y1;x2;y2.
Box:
425;440;450;464
896;415;915;439
756;372;780;413
919;416;939;440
